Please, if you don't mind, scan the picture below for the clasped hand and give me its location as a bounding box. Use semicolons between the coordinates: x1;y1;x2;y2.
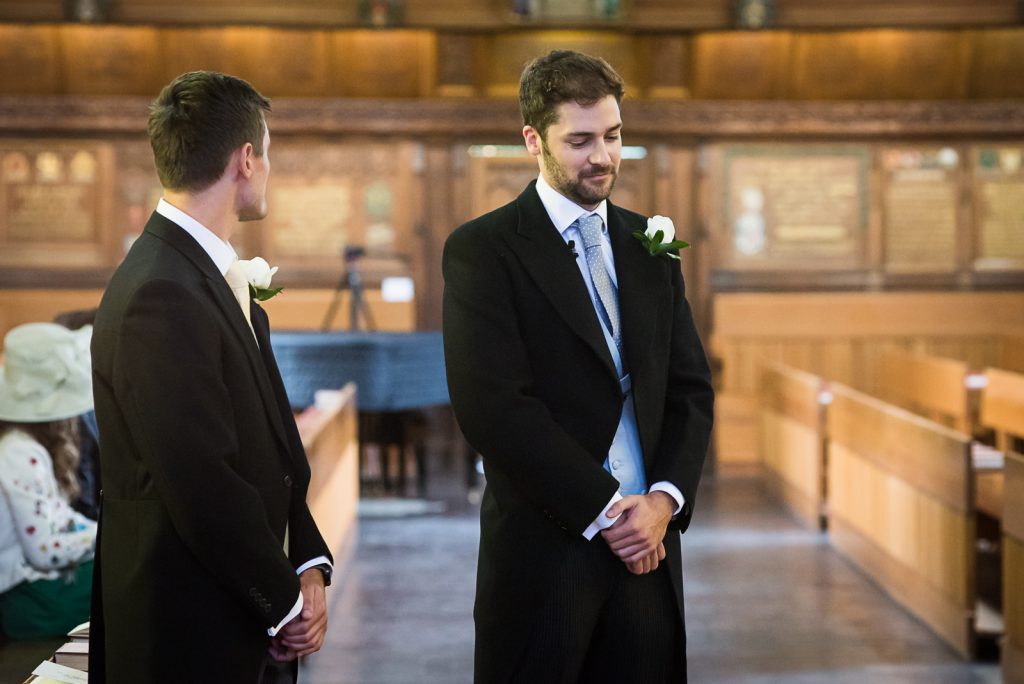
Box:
268;568;328;662
600;492;674;575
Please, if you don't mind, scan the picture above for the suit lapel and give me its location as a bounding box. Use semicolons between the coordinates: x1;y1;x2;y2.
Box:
144;213;291;454
607;204;668;381
503;183;618;380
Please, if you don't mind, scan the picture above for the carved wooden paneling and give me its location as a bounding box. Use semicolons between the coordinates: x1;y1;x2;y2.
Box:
692;31;792;100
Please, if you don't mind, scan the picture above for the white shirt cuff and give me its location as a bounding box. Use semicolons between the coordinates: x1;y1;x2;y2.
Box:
266;556;334;636
649;481;685;517
583;491;624;540
268;593;303;637
295;556;333;577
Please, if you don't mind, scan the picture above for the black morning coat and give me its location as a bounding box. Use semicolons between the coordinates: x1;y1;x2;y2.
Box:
88;212;331;682
442;181;715;680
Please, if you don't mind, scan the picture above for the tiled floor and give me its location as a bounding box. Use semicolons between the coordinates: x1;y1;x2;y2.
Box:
302;474;1002;684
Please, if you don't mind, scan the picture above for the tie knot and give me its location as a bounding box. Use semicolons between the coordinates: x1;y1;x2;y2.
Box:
225;260;249;290
577;214;604;250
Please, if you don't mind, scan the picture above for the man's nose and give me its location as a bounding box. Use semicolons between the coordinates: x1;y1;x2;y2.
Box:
589;140;611;166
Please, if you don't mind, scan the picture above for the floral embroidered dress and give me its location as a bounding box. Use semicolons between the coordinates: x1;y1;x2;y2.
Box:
0;429;95;595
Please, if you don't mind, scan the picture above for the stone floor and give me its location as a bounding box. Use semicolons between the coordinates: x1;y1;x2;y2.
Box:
0;472;1002;683
301;474;1002;683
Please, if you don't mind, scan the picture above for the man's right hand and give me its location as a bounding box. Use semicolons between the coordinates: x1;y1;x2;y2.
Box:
624;542;666;575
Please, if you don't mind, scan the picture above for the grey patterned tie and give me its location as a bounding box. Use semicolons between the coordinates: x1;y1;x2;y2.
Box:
577;214;621;350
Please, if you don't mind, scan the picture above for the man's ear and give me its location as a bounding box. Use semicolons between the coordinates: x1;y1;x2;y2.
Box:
236;142;255;179
523;126;543;157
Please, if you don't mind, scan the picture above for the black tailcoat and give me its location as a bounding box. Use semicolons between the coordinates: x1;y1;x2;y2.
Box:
443;182;714;681
89;212;330;683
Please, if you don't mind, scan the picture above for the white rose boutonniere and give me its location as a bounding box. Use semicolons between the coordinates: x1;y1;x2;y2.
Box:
238;257;283;301
632;215;690;260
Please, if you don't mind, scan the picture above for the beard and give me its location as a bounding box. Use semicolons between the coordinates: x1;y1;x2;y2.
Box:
541;139;617;208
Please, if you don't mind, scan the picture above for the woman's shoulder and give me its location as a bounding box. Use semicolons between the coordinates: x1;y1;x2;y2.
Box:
0;428;50;463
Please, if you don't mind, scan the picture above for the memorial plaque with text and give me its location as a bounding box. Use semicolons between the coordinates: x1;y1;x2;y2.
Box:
721;146;869;270
0;141;113;268
882;147;960;273
974;145;1024;270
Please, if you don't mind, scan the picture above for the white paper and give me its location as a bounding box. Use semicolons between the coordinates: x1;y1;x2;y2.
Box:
32;660;88;683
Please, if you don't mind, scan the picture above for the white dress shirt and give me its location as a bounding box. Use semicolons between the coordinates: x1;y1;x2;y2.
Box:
155;199;331;636
533;177;685;540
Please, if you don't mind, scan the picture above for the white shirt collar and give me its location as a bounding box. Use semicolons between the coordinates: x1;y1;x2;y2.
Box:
156;198;237;276
534;174;609;238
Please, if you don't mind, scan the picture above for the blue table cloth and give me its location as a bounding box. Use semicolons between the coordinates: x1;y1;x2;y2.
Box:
270;331;449;411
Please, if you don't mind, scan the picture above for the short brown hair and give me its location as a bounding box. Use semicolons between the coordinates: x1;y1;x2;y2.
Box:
148;71;271;192
519;50;625;140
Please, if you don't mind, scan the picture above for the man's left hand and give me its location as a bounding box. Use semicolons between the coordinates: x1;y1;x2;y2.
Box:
277;568;328;657
600;491;675;565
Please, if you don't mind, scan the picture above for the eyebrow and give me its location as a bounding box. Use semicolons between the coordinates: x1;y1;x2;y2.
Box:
565;123;623;138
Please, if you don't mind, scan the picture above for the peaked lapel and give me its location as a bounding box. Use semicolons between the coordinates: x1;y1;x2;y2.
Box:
607;203;669;382
144;213;291;454
503;182;618;381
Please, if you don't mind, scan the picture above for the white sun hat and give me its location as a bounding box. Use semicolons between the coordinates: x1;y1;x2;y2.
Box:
0;322;93;423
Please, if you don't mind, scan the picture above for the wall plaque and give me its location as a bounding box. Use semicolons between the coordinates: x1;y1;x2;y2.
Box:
882;147;960;272
0;141;113;268
974;145;1024;270
721;145;869;270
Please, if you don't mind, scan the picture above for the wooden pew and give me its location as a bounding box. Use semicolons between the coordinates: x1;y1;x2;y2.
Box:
827;383;978;657
759;363;827;529
1000;335;1024;374
296;383;360;562
1004;452;1024;683
876;348;975;434
981;368;1024;454
711;291;1024;467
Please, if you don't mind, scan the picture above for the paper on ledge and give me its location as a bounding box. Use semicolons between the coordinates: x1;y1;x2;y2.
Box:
31;660;88;684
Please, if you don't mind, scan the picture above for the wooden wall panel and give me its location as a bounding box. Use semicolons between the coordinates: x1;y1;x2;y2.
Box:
59;25;163;96
330;30;435;98
969;29;1024;99
0;0;61;21
691;32;792;100
225;28;333;98
791;30;969;100
0;25;62;95
778;0;1020;28
484;32;638;98
158;28;234;81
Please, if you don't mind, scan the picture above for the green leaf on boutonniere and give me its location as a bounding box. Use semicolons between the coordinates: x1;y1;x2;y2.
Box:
249;285;284;302
631;231;690;260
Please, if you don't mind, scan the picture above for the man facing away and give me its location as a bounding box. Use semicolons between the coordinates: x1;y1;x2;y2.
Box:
443;51;714;683
90;71;332;683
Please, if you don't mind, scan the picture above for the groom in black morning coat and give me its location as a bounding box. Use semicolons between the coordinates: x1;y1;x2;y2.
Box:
90;71;331;683
443;51;714;683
